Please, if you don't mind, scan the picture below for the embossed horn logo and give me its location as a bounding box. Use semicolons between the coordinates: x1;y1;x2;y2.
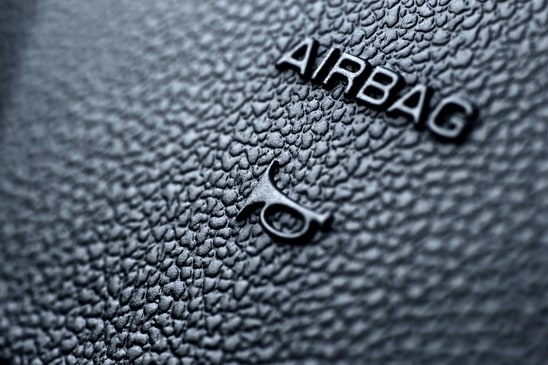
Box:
237;161;331;242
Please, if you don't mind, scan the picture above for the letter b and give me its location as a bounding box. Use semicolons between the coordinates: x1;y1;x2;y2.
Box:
356;66;401;109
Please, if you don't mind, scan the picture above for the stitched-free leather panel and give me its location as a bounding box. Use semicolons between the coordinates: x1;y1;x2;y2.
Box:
1;1;547;364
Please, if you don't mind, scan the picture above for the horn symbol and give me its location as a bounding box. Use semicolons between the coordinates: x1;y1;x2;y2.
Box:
237;160;331;242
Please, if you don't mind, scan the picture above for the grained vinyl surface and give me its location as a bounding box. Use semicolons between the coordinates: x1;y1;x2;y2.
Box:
0;1;547;364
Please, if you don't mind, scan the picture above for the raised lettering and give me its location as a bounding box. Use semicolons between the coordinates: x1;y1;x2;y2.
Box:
276;38;477;143
356;66;402;108
276;38;318;79
388;84;431;126
312;47;341;84
321;52;369;96
427;96;475;140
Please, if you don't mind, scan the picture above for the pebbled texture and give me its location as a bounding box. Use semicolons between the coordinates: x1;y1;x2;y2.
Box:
1;0;547;364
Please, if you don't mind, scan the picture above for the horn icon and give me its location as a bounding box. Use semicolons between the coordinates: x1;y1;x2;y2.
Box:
237;160;331;242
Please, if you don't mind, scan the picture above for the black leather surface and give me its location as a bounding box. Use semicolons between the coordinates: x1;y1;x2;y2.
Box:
1;1;547;364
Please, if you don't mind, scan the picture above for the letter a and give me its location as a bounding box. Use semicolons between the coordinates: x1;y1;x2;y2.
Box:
388;84;431;126
276;38;318;79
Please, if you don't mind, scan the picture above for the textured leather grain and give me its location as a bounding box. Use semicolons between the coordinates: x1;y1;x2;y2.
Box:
1;1;547;364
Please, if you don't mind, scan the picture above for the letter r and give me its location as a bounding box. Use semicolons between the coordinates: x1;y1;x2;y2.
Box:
321;52;369;96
